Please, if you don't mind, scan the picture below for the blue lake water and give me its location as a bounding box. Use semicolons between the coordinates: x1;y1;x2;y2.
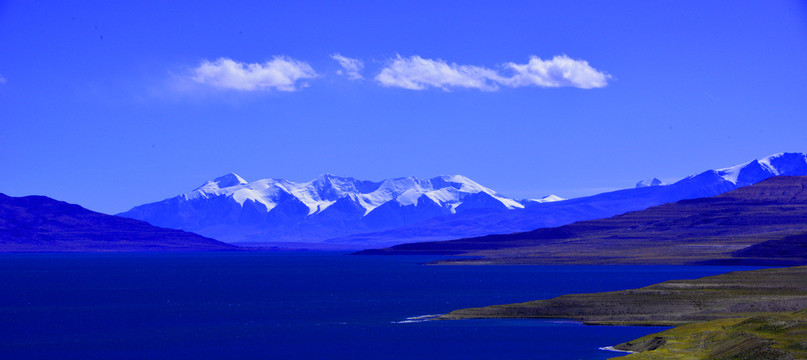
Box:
0;252;764;359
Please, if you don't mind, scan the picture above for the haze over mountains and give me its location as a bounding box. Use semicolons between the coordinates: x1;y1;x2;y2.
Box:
119;152;807;248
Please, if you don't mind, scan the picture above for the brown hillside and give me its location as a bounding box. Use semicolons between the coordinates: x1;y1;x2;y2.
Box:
361;176;807;265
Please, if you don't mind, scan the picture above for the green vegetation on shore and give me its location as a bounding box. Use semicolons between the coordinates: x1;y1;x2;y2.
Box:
439;266;807;359
440;266;807;326
611;310;807;360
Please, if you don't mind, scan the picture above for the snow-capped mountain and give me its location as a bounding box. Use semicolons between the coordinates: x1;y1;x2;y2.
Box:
708;152;807;186
189;173;523;216
636;178;665;188
640;153;807;189
524;195;566;204
329;152;807;247
120;152;807;248
634;153;806;189
119;174;523;243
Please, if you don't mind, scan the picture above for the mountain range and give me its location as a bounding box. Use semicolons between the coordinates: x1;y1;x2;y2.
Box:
0;193;236;252
360;175;807;265
119;152;807;248
326;152;807;247
118;174;535;245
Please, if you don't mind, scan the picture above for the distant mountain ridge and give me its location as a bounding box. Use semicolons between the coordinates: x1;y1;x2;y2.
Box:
328;152;807;247
0;193;236;252
119;174;531;243
360;176;807;265
119;152;807;247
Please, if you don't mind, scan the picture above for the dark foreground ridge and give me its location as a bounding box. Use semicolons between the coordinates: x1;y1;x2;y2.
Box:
440;266;807;359
358;176;807;265
0;193;238;252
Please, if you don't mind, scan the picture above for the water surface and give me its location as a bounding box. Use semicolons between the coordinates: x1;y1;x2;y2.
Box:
0;252;763;359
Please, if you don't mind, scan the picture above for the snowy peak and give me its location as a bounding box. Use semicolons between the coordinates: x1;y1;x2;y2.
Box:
760;152;807;176
120;151;807;246
636;178;665;188
193;173;248;192
432;175;479;190
634;153;807;191
713;152;807;186
213;173;248;188
657;152;807;189
527;195;566;203
180;174;522;218
312;173;360;193
431;175;525;211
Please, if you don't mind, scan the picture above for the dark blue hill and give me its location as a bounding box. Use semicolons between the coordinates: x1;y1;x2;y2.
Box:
0;193;237;252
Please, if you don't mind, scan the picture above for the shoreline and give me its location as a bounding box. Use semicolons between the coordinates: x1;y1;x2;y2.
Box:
598;346;635;354
436;266;807;358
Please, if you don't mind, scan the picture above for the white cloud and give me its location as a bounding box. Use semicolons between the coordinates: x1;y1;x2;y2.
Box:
191;57;317;91
503;55;610;89
0;74;6;84
332;53;364;80
375;55;610;91
375;55;502;91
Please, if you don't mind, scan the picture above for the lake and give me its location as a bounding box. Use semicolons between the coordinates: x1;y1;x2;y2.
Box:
0;252;763;359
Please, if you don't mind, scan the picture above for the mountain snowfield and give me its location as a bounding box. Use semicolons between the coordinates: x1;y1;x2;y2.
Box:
327;152;807;247
187;173;525;217
636;153;807;189
711;152;807;185
526;195;566;203
119;152;807;248
119;173;551;244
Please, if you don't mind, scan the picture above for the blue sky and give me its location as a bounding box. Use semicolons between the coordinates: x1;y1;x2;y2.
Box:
1;1;806;214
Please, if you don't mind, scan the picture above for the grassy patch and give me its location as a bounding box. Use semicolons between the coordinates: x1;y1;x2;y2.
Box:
442;266;807;326
440;266;807;359
611;311;807;359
